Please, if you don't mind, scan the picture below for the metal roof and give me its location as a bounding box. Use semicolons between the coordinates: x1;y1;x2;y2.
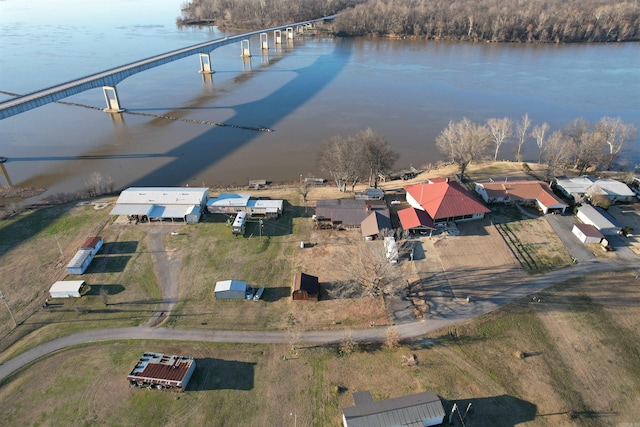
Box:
49;280;85;294
81;236;103;249
148;204;194;218
405;181;490;221
343;390;445;427
67;248;93;268
577;204;622;230
110;204;153;216
215;280;247;292
207;193;251;207
115;187;208;205
361;211;392;237
127;352;194;383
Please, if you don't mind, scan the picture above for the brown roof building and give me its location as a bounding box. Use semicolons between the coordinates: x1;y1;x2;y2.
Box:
475;180;567;214
292;272;319;301
127;352;196;391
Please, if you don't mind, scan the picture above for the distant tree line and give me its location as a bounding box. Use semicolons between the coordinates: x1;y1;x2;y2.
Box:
178;0;640;43
177;0;366;29
333;0;640;42
435;115;637;180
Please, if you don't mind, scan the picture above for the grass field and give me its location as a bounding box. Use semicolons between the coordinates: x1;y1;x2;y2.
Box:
1;270;639;426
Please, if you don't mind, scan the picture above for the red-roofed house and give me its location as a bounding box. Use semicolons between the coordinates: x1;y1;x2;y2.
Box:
404;180;490;225
475;180;567;214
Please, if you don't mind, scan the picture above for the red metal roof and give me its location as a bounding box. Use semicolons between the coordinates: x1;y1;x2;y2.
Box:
128;354;194;383
81;236;102;249
397;208;435;230
405;181;490;221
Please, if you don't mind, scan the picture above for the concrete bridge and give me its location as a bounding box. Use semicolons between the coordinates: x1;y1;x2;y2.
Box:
0;16;334;120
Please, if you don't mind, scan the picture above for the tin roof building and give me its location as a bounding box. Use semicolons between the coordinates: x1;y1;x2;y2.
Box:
342;390;445;427
127;352;196;391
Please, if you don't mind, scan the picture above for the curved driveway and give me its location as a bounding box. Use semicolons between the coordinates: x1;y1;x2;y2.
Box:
0;258;629;382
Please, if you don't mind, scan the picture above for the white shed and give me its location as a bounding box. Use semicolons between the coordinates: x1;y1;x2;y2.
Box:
572;223;604;244
214;280;247;300
49;280;86;298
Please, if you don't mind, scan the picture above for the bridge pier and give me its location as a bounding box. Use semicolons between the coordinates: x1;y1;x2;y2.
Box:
274;30;282;45
198;53;215;74
260;33;269;50
286;27;294;39
102;86;124;113
240;39;251;57
0;163;13;188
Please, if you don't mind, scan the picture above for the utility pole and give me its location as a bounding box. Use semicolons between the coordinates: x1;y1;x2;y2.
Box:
259;219;264;242
0;289;17;328
55;234;64;256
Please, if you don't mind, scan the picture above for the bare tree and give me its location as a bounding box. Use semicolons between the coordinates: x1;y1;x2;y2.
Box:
435;118;491;181
531;122;549;164
317;135;354;192
595;116;637;170
487;117;513;161
358;128;400;188
564;118;606;174
543;130;571;179
331;236;410;298
514;113;531;162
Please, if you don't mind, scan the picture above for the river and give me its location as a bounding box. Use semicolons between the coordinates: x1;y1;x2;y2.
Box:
1;0;639;198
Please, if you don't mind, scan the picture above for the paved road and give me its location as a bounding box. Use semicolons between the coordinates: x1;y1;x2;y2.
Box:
0;258;629;383
545;213;596;262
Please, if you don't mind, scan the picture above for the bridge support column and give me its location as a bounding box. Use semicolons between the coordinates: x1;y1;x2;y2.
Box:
260;33;269;50
102;86;124;113
274;30;282;45
286;27;294;39
240;39;251;57
198;53;215;74
0;163;13;188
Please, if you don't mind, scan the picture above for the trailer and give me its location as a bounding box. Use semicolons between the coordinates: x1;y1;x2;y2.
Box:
232;212;247;235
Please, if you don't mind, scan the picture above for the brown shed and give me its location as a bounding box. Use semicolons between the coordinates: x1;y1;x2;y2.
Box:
292;272;319;301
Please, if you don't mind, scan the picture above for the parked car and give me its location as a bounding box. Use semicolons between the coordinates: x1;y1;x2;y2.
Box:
245;286;255;300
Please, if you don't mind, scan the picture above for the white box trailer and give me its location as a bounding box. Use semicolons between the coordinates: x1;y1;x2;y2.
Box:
49;280;86;298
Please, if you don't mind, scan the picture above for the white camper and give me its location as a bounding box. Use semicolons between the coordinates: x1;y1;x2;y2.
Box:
232;212;247;235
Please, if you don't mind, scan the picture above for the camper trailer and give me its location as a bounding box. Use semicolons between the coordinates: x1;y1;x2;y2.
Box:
232;212;247;235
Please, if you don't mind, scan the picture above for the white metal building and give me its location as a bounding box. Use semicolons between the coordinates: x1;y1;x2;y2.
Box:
214;280;247;300
576;204;622;235
49;280;86;298
110;187;208;223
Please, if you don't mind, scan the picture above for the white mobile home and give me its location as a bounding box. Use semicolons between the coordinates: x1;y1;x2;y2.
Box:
214;280;247;300
49;280;86;298
66;248;94;275
232;212;247;235
572;224;604;244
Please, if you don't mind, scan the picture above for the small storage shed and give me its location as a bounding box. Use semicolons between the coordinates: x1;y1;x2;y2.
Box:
292;272;319;301
49;280;86;298
572;223;604;244
66;248;94;275
214;280;247;300
81;236;103;255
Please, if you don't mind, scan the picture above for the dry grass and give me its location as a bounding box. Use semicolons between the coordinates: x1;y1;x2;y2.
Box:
2;271;638;426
